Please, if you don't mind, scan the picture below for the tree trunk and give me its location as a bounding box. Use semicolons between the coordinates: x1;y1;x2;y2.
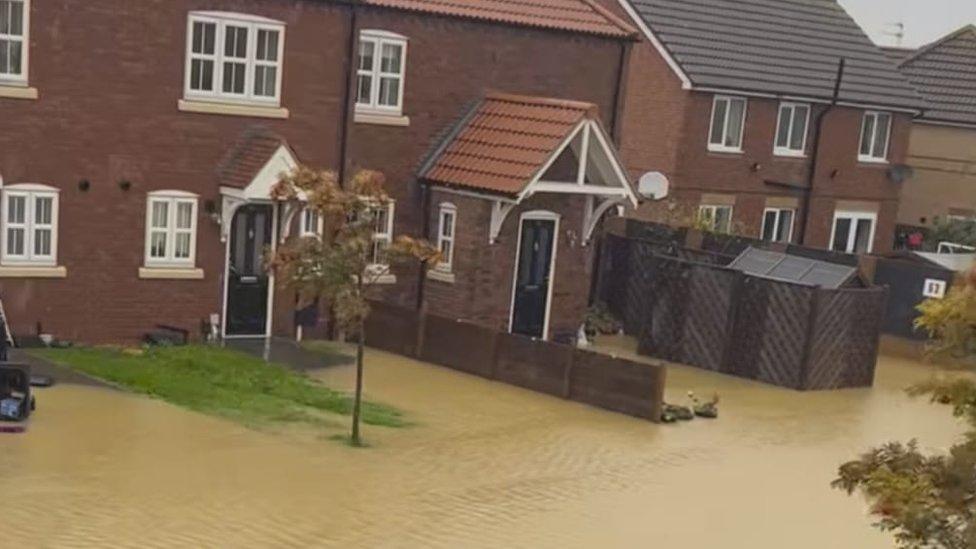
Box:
351;317;366;445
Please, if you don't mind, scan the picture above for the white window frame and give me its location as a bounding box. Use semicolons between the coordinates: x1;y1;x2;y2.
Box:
858;111;892;163
1;183;58;266
0;0;28;85
707;95;747;153
183;11;285;107
144;190;199;268
435;202;456;273
367;201;395;271
300;207;322;237
830;210;877;254
761;207;795;243
773;102;810;157
698;204;733;233
355;30;408;116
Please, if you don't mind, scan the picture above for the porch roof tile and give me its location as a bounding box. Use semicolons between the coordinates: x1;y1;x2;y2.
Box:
216;126;292;190
361;0;637;39
419;92;599;196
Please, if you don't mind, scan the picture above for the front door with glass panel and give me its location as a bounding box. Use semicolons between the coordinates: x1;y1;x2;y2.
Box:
511;218;556;339
226;205;272;336
831;211;876;254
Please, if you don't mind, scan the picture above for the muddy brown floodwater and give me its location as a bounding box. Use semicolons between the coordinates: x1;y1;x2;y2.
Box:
0;336;967;548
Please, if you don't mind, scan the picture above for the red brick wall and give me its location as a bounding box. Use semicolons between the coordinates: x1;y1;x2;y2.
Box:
0;0;624;343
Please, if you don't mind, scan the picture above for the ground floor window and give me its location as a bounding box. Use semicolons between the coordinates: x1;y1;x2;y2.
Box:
761;208;794;243
300;207;321;237
435;203;455;272
1;184;59;266
831;210;876;254
145;190;198;267
369;201;394;269
698;204;732;233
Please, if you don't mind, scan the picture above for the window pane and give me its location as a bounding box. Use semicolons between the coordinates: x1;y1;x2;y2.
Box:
372;240;388;265
150;232;167;258
7;195;25;223
9;0;20;35
832;218;851;251
256;30;278;62
777;210;794;242
0;40;8;74
789;107;808;150
35;197;52;225
714;206;732;232
151;201;169;229
7;40;20;75
33;228;51;256
709;100;727;145
176;202;193;229
440;240;452;264
6;227;23;255
762;210;777;241
191;59;214;91
378;77;399;107
374;207;388;234
358;41;374;71
223;62;246;94
725;100;744;148
775;106;791;149
860;115;875;156
441;212;454;237
225;26;248;58
854;219;873;253
356;74;372;104
0;2;9;35
254;65;276;97
174;233;191;259
380;43;402;73
872;114;890;158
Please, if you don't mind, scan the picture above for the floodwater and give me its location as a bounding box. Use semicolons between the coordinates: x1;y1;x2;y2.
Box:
0;337;967;548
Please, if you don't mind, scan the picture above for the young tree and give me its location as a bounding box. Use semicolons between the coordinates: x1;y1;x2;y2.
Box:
269;166;439;445
833;266;976;548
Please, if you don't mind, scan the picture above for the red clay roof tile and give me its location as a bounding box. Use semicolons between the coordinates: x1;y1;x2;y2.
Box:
216;126;292;189
362;0;637;39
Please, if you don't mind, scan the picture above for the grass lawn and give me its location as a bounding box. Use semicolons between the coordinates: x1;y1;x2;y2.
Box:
33;345;405;430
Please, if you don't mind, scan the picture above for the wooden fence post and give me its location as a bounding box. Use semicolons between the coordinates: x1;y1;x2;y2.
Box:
720;271;746;374
563;349;576;399
798;288;821;390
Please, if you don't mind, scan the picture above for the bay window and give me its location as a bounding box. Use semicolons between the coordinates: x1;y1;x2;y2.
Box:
708;96;747;152
356;30;407;116
145;191;198;268
858;111;891;162
0;0;28;84
1;183;58;266
184;12;284;105
831;210;876;254
774;102;810;156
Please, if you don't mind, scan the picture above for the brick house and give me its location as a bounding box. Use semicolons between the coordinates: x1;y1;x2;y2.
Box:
598;0;923;254
889;26;976;242
0;0;639;343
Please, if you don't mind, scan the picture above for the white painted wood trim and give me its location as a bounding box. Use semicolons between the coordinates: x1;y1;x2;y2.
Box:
178;99;289;119
508;210;560;341
138;267;205;280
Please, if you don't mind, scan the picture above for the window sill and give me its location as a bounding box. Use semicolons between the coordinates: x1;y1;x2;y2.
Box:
139;267;205;280
0;265;66;278
857;157;889;166
0;84;38;100
354;111;410;127
178;99;289;120
427;269;455;284
707;146;744;154
773;150;806;159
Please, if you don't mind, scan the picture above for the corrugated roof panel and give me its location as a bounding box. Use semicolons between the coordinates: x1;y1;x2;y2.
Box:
727;247;856;288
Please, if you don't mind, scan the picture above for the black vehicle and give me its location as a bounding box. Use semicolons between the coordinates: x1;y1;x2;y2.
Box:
0;363;33;422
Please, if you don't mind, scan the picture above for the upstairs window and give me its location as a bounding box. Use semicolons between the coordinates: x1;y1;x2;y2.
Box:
435;203;456;272
859;111;891;162
145;191;198;267
698;204;732;233
708;96;747;152
761;207;794;243
1;183;58;266
356;30;407;115
774;103;810;156
0;0;28;83
184;12;284;105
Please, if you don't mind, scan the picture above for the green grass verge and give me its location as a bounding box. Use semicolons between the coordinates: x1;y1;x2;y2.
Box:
33;345;405;429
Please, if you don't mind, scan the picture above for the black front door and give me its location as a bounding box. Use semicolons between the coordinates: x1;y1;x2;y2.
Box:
511;218;556;339
226;205;273;336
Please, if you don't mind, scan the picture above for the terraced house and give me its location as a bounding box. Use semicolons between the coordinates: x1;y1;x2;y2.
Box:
600;0;923;253
0;0;640;343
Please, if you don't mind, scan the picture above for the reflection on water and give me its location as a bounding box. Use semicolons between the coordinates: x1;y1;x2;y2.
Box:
0;336;966;548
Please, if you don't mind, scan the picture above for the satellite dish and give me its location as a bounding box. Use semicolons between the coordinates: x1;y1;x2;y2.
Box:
638;171;670;200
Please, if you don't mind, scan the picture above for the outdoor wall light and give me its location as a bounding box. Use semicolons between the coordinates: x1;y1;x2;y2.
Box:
750;162;762;172
78;179;91;192
118;180;132;191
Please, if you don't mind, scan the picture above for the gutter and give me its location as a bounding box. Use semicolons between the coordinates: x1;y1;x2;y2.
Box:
798;57;845;246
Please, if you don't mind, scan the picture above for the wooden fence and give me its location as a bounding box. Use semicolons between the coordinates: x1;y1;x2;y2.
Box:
364;301;667;421
598;234;887;390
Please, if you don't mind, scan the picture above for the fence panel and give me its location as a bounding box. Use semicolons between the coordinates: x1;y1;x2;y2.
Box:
494;333;574;398
420;315;497;378
569;348;666;420
364;301;419;357
805;287;886;389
